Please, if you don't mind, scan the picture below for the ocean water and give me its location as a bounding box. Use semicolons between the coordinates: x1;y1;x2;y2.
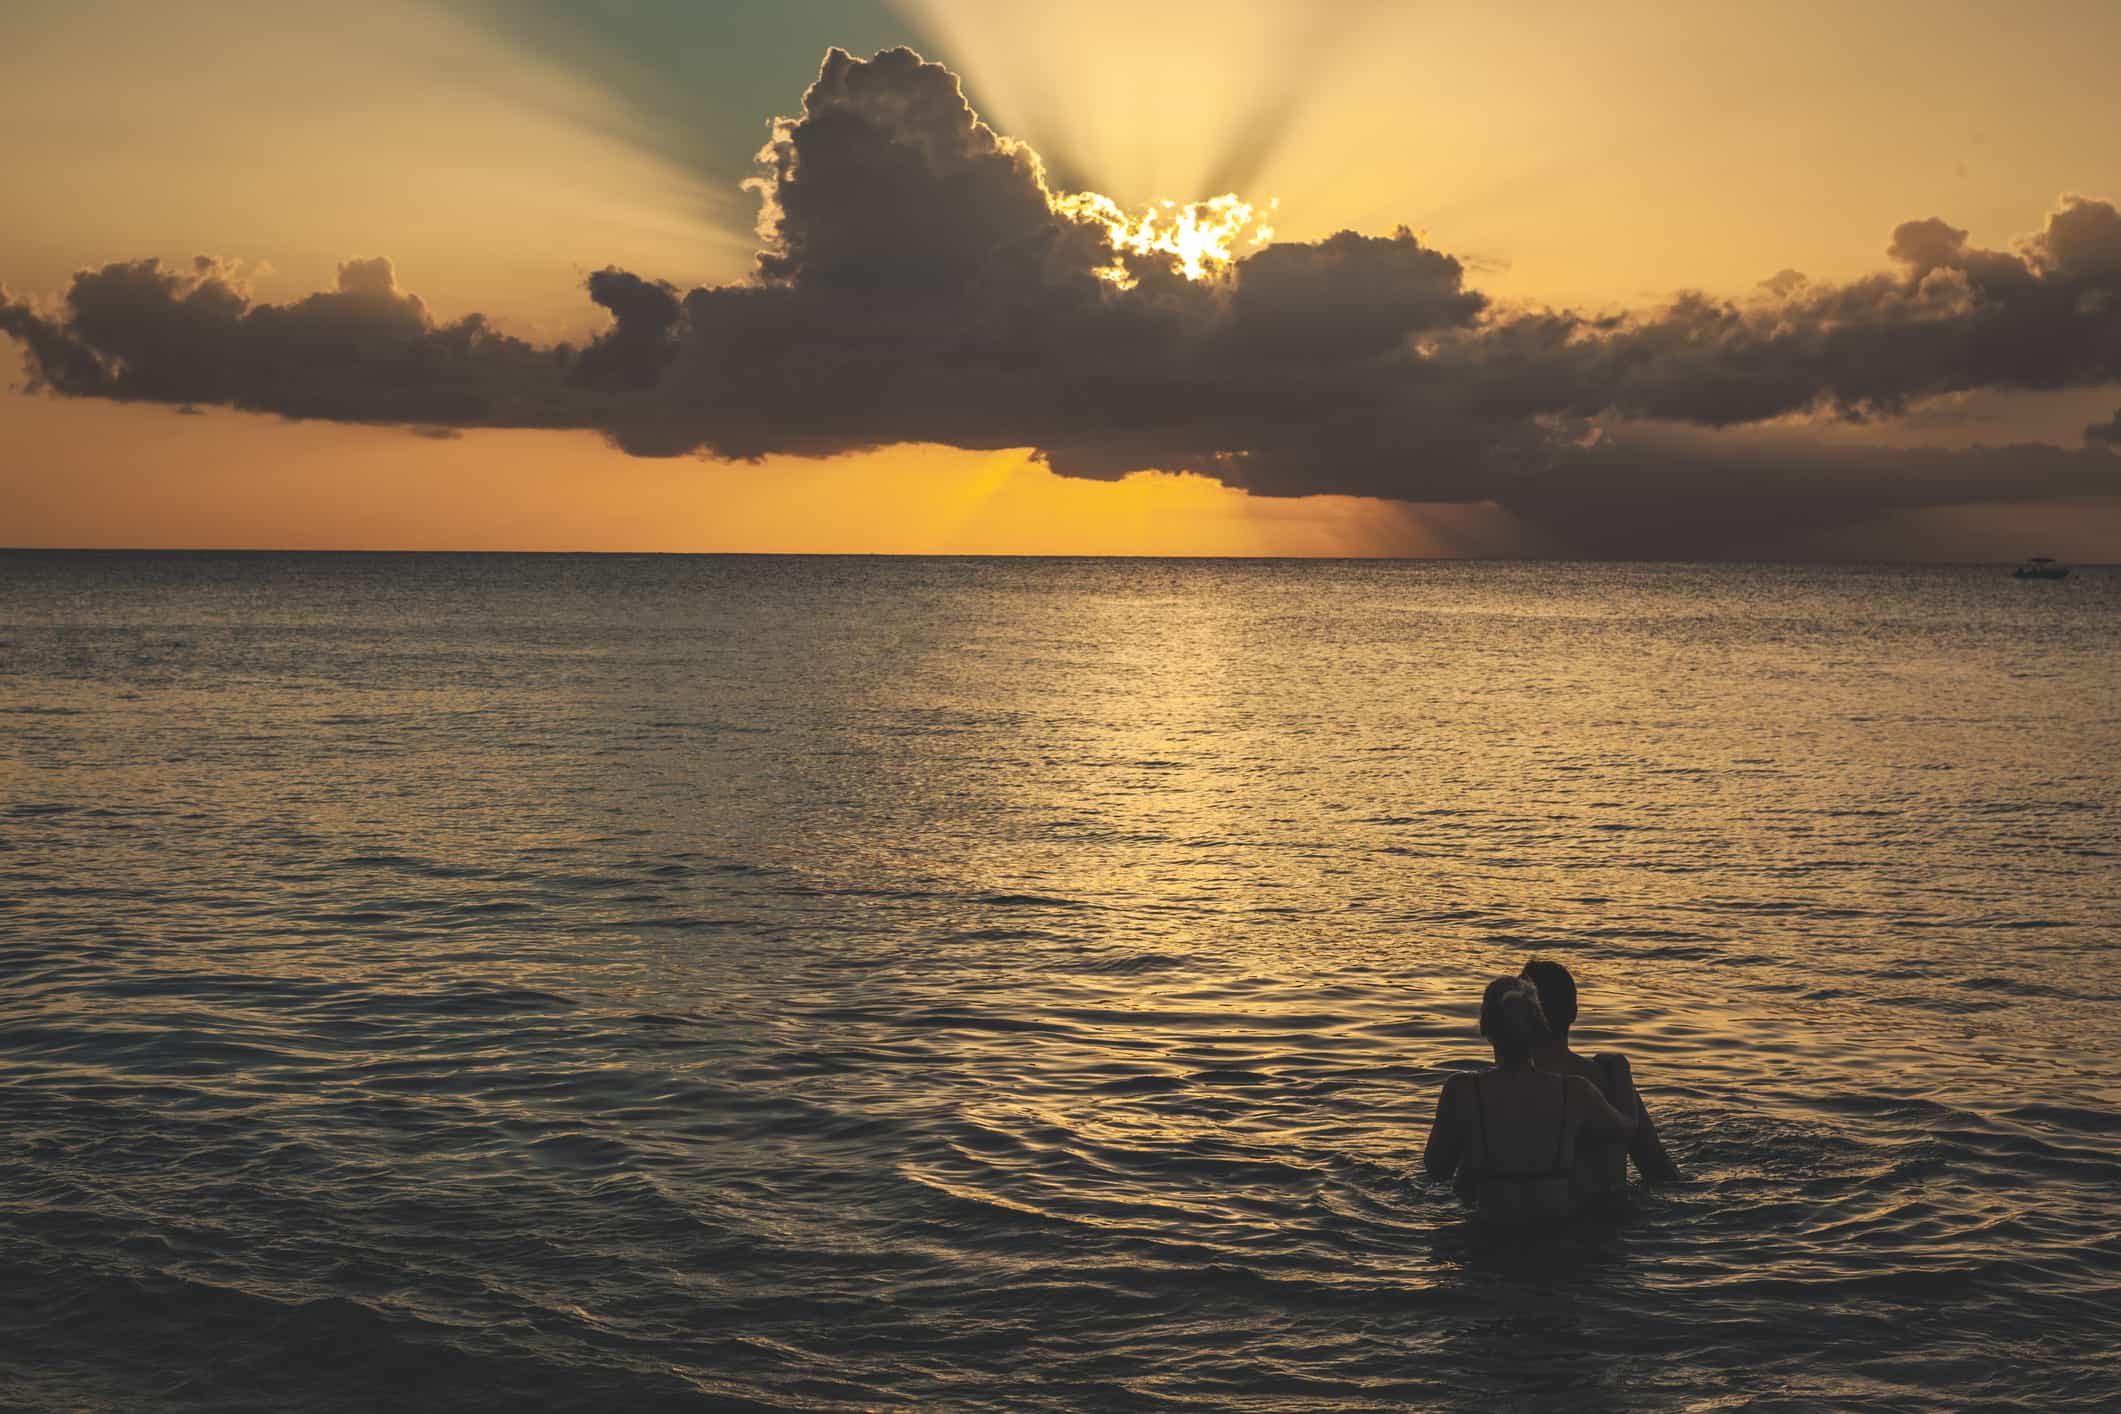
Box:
0;551;2115;1412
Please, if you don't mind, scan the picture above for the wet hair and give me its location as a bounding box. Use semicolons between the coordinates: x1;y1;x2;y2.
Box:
1478;976;1552;1064
1519;957;1577;1039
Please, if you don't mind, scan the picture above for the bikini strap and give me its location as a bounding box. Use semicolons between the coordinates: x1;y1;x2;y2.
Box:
1553;1073;1569;1172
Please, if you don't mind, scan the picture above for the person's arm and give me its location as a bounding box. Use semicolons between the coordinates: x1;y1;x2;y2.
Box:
1424;1074;1469;1180
1566;1074;1637;1140
1601;1055;1681;1182
1629;1102;1682;1183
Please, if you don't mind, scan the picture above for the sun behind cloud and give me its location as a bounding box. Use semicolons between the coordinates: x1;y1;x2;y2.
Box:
1052;193;1278;287
4;34;2120;559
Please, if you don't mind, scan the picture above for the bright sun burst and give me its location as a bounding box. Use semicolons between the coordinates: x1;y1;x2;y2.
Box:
1050;191;1278;288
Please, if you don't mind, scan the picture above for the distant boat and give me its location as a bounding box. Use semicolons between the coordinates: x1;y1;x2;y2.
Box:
2012;557;2070;580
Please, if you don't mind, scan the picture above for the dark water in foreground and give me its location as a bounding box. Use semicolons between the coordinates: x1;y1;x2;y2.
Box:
1;552;2116;1411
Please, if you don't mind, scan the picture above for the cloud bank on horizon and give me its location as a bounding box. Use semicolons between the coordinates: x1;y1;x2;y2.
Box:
4;46;2118;549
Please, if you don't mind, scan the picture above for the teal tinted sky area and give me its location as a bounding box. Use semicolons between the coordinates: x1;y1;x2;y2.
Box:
451;2;955;231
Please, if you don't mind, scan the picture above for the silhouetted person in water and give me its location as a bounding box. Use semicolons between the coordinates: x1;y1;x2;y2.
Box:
1520;957;1683;1197
1425;977;1636;1223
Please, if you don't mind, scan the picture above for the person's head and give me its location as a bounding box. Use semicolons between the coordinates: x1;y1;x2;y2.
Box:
1479;975;1551;1064
1519;957;1577;1041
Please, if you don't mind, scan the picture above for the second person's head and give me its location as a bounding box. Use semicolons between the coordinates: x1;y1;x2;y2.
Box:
1479;976;1551;1064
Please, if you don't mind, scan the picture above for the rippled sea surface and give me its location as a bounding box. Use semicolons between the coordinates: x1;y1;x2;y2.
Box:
2;552;2116;1411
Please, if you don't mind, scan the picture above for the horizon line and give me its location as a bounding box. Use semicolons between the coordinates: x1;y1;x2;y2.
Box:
2;546;2109;569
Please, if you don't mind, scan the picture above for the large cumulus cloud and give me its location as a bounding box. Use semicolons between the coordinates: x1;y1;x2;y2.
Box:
5;45;2119;543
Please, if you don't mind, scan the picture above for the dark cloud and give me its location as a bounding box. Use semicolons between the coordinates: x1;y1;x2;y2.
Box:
2088;407;2121;446
3;255;574;427
1229;229;1483;357
575;268;684;389
5;45;2121;546
748;47;1066;295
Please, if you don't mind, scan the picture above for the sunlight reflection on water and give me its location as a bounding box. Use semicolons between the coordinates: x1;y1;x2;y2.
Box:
1;553;2115;1410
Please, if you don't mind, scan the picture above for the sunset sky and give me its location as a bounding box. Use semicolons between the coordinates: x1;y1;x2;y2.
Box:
5;0;2120;557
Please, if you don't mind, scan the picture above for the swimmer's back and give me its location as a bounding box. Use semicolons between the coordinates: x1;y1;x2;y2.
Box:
1449;1069;1596;1223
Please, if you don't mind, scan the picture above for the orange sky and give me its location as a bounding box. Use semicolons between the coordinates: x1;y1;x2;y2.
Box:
0;395;1542;557
3;0;2119;557
8;394;2115;561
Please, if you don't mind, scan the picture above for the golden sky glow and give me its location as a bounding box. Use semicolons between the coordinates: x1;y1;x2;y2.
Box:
3;1;2119;556
0;1;736;340
0;397;1533;557
8;395;2114;561
897;0;2121;307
